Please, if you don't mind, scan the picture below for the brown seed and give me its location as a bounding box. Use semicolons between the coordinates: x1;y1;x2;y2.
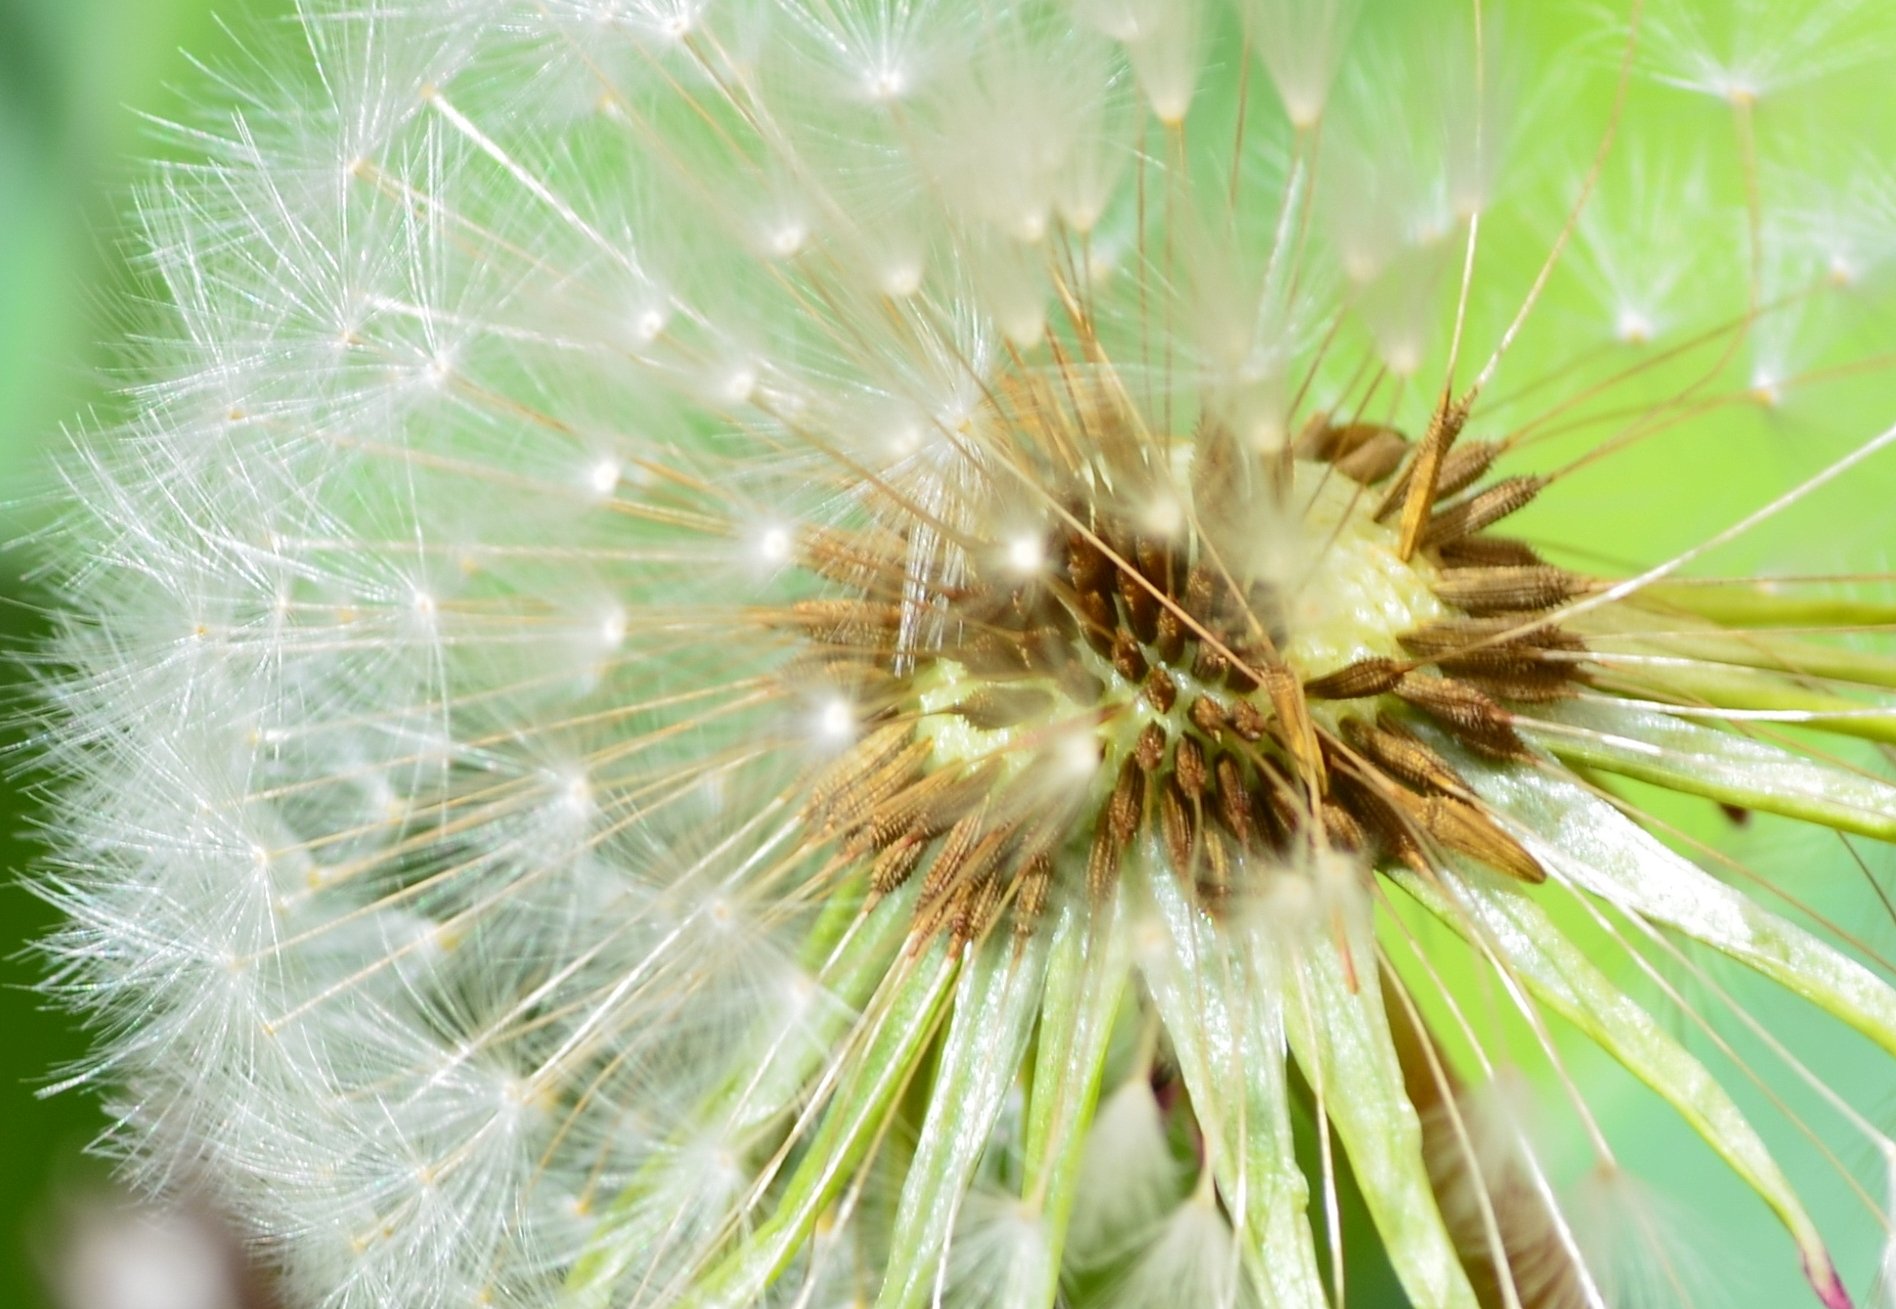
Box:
1144;665;1179;713
918;811;989;906
1333;428;1411;485
1213;756;1258;846
816;738;934;834
806;722;910;808
1435;534;1545;569
1175;736;1209;798
1155;605;1187;664
1161;782;1198;877
1433;565;1589;616
1184;565;1218;623
1188;696;1231;739
1230;698;1267;742
1262;663;1326;793
1112;631;1151;683
1321;801;1368;854
852;764;996;855
1199;830;1233;907
1341;714;1470;798
1401;792;1546;884
1013;850;1056;940
1117;567;1160;644
1389;391;1474;558
1135;721;1168;773
961;628;1034;675
1136;537;1174;593
1303;656;1406;700
1066;530;1113;595
1394;674;1530;760
1076;589;1118;660
1330;769;1427;873
1457;665;1581;704
1108;754;1145;843
1399;616;1586;661
1086;820;1123;900
1056;661;1108;705
1433;440;1502;501
1223;649;1262;694
951;686;1057;731
1419;475;1549;549
1191;643;1231;683
950;864;1010;952
869;832;928;896
1294;410;1339;458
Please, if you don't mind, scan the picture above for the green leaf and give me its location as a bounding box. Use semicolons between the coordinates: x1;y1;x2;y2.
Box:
564;889;913;1303
1391;864;1840;1297
1016;899;1131;1306
1461;757;1896;1059
1279;915;1483;1309
1520;698;1896;841
874;927;1053;1309
666;940;961;1309
1634;583;1896;631
1140;857;1332;1309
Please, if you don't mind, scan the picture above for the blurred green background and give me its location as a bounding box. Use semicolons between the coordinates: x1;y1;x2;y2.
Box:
2;3;290;1305
0;3;1890;1308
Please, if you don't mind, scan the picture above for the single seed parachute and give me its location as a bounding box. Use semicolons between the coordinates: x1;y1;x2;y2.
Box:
28;1;1896;1307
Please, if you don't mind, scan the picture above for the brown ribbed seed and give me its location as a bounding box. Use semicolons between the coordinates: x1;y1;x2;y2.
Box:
1304;656;1406;700
817;739;934;833
1334;428;1411;484
1066;530;1112;594
1191;644;1231;683
1183;565;1218;623
1230;698;1267;742
1013;851;1055;939
1161;782;1198;876
1075;589;1118;659
951;686;1057;730
1420;475;1549;549
1155;606;1187;664
1436;535;1545;569
1134;722;1168;773
1188;695;1231;739
918;812;989;906
1144;665;1179;713
1213;756;1258;846
1118;569;1161;645
1433;440;1502;500
1057;661;1108;705
868;833;928;897
1342;714;1470;798
1175;736;1209;798
1262;663;1326;792
1088;756;1145;899
1321;801;1368;854
1433;565;1589;615
1395;674;1531;760
1112;631;1150;683
1392;790;1546;884
1399;616;1586;661
806;722;910;813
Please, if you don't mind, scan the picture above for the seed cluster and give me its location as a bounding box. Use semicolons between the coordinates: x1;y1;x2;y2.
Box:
793;394;1597;950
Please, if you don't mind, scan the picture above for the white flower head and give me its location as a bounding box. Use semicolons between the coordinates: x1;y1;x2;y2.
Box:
34;3;1896;1308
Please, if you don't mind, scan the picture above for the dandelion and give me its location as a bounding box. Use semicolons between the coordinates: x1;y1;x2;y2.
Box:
30;1;1896;1306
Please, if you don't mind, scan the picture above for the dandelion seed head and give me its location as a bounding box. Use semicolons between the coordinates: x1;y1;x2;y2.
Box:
30;1;1896;1306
